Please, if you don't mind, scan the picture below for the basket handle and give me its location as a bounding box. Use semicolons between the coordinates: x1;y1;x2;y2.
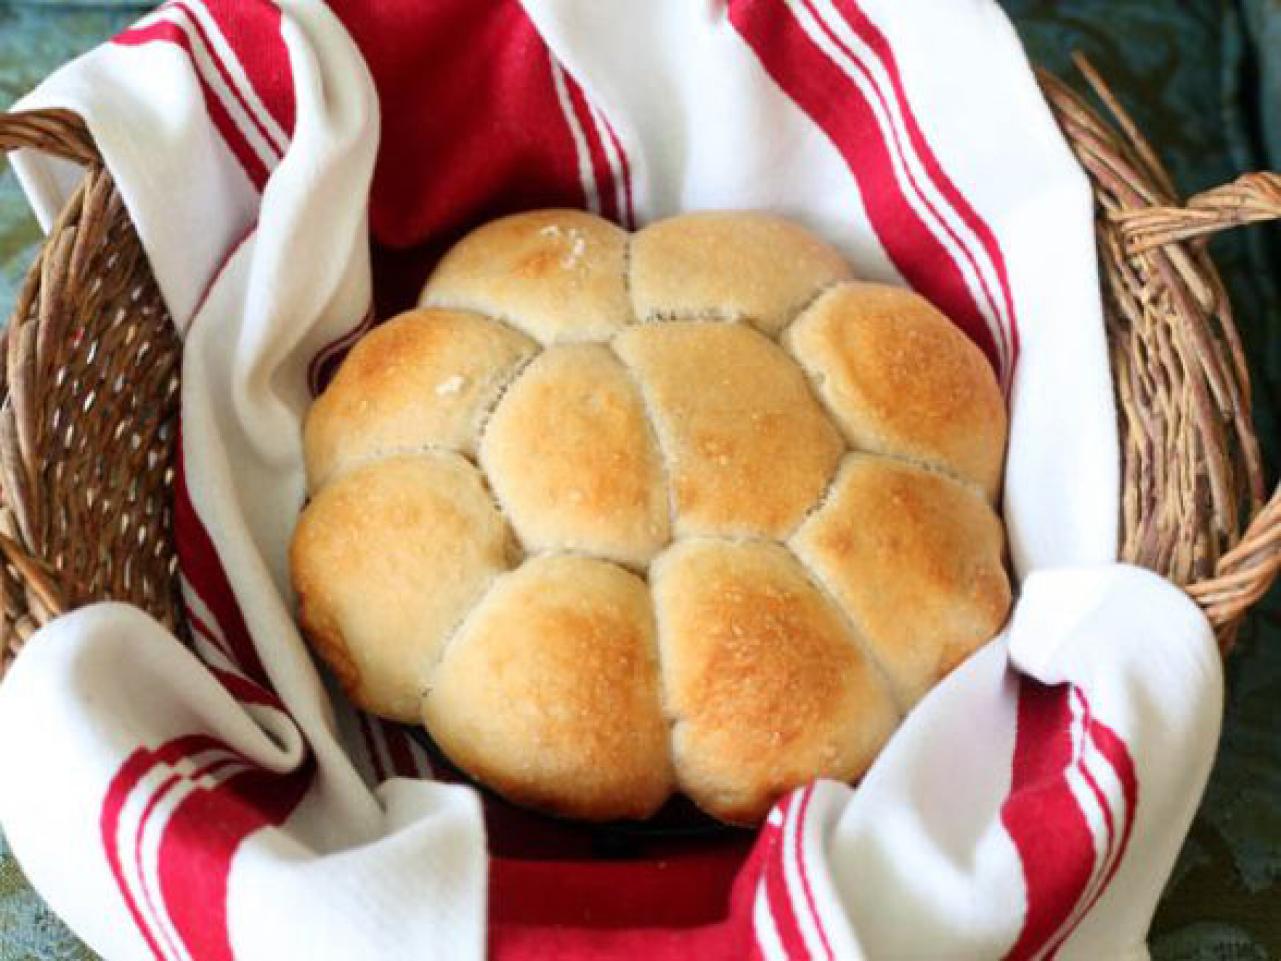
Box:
1047;53;1281;650
1116;172;1281;252
0;109;99;166
1117;173;1281;647
1124;173;1281;646
1188;482;1281;649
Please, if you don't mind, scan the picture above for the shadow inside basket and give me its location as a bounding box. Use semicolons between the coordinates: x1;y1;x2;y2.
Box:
405;725;748;861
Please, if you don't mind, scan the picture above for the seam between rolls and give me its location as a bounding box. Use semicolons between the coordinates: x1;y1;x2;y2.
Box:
414;329;537;697
524;229;684;795
626;233;743;329
785;536;908;719
418;569;505;700
778;310;993;503
629;284;846;337
598;250;684;794
621;232;639;324
790;449;994;550
473;350;539;461
417;302;548;347
415;447;529;698
773;278;848;345
612;237;674;574
640;306;749;325
786;439;849;540
470;343;540;567
645;549;686;792
856;448;990;503
522;546;649;576
422;296;625;348
609;339;679;549
771;285;856;542
312;443;481;492
472;441;529;568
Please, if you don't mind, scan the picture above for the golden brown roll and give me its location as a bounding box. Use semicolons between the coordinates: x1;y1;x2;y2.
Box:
424;555;673;821
481;343;669;566
784;282;1007;501
289;452;511;723
613;322;843;540
791;455;1011;709
420;209;632;344
291;209;1012;824
629;210;854;335
652;539;899;825
303;308;536;492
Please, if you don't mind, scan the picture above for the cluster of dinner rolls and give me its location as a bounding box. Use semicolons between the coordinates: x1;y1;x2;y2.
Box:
289;209;1011;825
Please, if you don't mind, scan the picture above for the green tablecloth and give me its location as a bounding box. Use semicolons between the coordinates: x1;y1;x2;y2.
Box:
1;2;1277;957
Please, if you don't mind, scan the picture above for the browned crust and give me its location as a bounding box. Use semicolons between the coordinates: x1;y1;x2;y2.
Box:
652;539;898;824
292;211;1012;825
793;454;1012;708
630;211;855;335
289;452;510;723
785;281;1007;501
614;322;844;540
481;344;669;566
420;209;633;344
423;555;674;821
303;308;535;492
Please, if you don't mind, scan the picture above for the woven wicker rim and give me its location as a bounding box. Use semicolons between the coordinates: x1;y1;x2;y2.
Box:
0;57;1278;681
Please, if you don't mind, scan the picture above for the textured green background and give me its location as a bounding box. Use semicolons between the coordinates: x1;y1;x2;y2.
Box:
0;1;1278;957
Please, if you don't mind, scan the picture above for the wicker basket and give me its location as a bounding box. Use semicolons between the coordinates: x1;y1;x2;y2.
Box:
0;56;1278;682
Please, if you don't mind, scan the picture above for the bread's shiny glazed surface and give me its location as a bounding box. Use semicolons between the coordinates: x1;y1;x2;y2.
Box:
292;209;1010;825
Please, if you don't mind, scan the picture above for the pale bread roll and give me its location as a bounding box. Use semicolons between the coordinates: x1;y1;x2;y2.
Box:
303;309;535;492
290;209;1012;824
419;209;632;344
630;211;854;335
614;322;843;539
289;452;510;722
652;539;899;825
481;343;669;566
424;555;673;821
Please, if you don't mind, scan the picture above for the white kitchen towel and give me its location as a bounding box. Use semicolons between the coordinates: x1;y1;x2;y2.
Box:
0;1;1221;959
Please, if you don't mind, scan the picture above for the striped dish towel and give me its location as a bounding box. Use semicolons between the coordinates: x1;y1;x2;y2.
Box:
0;1;1220;958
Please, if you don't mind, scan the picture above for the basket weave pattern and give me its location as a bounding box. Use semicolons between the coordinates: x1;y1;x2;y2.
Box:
1039;57;1281;650
0;110;182;673
0;61;1277;678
